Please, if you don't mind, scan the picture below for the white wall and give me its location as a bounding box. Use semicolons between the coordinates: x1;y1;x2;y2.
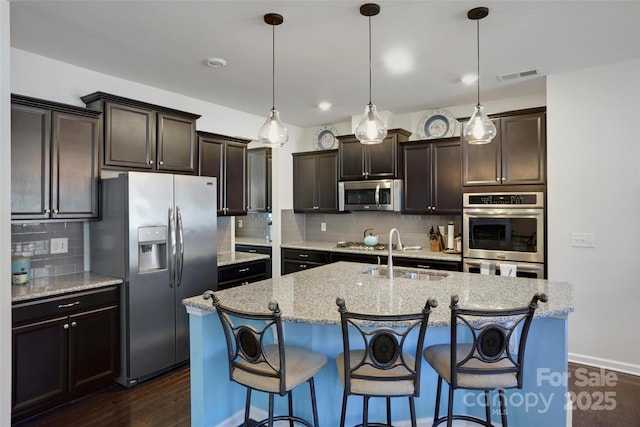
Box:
1;2;12;424
547;59;640;374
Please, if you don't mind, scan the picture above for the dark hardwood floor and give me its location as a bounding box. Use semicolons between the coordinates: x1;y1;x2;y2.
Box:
14;366;191;427
12;362;640;426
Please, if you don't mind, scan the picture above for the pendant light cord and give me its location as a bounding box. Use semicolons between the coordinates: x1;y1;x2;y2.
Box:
368;15;373;105
476;18;480;107
271;24;276;110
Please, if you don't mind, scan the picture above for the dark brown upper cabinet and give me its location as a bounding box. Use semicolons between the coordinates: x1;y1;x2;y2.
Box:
463;109;546;187
293;150;339;213
197;131;248;216
402;137;462;214
81;92;200;174
247;148;272;212
11;95;101;220
338;129;411;181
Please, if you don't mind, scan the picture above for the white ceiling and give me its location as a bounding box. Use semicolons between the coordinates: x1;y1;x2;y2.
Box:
9;0;640;128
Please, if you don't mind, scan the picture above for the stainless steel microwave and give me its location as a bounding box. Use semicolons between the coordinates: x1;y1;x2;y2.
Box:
338;179;402;212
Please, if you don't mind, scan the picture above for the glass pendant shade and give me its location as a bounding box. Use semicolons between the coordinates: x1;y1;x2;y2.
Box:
258;108;288;147
355;104;387;145
463;104;496;144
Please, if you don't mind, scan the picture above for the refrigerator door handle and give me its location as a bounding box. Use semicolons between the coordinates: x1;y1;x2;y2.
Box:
168;206;176;288
176;206;184;287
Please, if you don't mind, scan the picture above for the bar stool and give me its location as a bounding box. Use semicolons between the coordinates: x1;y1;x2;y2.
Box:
204;291;328;427
423;293;548;427
336;296;438;427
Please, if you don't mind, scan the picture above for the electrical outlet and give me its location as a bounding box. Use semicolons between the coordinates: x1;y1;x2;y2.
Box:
237;219;243;228
321;222;327;232
571;232;595;248
51;237;68;254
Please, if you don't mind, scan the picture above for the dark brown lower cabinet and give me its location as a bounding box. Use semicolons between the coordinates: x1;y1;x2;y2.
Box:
12;286;120;423
218;259;268;289
281;249;330;274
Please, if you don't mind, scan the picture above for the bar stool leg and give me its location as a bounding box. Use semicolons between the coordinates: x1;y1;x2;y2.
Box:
434;376;442;425
287;391;294;427
499;389;508;427
484;389;492;426
339;390;348;427
363;395;370;427
268;393;274;427
409;395;417;427
446;384;454;427
386;397;391;426
309;378;320;427
244;388;252;426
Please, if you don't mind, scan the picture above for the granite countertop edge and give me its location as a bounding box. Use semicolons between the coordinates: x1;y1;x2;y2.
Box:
217;251;270;267
12;272;123;303
184;262;573;327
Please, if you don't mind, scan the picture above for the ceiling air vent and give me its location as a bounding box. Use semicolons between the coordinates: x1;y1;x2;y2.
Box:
497;68;541;81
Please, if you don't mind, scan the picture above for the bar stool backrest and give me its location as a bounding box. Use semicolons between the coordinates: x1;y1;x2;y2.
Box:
337;296;438;396
449;293;548;389
206;290;288;396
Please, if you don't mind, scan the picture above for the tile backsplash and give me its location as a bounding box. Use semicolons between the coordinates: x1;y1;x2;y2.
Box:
303;211;461;248
11;222;84;278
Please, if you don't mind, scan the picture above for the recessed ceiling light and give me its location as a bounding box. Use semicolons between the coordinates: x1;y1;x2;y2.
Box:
203;57;228;68
461;74;478;85
318;102;332;111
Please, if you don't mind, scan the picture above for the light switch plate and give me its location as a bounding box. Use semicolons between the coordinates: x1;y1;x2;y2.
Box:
571;232;595;248
51;237;68;254
321;222;326;232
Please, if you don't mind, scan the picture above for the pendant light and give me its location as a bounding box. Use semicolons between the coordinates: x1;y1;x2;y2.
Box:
355;3;387;145
258;13;288;147
463;7;496;145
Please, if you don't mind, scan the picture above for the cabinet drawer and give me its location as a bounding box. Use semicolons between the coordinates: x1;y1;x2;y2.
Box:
12;286;119;326
235;244;272;256
393;257;461;272
282;260;326;275
281;248;329;264
218;260;267;284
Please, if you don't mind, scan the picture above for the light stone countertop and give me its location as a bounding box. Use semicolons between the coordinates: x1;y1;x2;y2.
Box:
11;272;123;303
217;251;270;267
183;261;573;327
281;240;462;262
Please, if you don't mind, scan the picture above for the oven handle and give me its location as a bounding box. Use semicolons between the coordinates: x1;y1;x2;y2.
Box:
375;184;380;209
464;259;544;272
464;208;542;217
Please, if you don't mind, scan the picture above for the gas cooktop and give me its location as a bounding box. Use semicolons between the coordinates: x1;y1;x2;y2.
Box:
336;241;397;251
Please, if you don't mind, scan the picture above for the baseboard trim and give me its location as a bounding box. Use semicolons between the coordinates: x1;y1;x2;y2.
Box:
569;353;640;376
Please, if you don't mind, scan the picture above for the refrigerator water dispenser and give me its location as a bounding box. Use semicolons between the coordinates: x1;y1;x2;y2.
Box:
138;226;167;272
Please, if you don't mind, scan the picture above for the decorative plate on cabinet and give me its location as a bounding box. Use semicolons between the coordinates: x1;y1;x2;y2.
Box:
418;109;457;139
313;125;339;150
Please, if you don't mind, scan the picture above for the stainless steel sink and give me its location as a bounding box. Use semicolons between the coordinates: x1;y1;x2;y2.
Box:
360;267;448;281
361;267;407;278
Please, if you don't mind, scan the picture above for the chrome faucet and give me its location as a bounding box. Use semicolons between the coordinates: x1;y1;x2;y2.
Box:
388;228;403;277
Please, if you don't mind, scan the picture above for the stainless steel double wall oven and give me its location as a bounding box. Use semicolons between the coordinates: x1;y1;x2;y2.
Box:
462;192;545;278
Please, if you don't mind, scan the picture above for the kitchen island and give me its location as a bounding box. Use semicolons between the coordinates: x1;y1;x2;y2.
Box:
183;262;573;427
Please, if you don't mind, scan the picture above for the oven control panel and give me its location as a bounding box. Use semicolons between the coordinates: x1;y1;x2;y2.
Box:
464;192;544;208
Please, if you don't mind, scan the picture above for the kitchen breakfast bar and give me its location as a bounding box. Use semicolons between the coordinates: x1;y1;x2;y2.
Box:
183;262;574;427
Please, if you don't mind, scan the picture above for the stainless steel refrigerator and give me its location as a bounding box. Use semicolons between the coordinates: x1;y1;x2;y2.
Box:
90;172;217;387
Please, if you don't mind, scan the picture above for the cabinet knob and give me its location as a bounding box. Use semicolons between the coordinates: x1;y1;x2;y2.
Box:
63;323;69;329
53;209;59;214
501;177;506;181
496;177;500;182
159;161;164;165
149;160;154;165
71;321;77;327
44;209;51;214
